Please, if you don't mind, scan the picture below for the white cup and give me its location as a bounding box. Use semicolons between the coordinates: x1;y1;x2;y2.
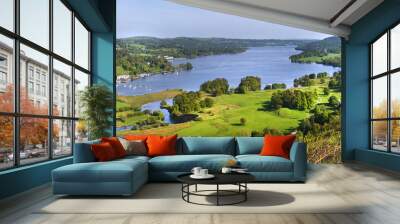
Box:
191;167;202;176
221;167;232;174
200;169;208;176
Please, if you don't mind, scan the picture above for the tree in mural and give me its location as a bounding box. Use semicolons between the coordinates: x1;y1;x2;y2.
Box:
0;85;59;152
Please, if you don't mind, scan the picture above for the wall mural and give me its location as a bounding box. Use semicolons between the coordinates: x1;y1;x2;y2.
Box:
116;0;342;163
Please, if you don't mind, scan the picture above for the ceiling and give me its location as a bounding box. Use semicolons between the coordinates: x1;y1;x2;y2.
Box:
168;0;384;38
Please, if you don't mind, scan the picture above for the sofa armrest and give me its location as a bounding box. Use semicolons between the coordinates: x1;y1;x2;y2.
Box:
73;140;100;163
289;142;307;182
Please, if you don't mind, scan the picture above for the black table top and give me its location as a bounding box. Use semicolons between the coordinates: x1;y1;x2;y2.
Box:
177;172;255;185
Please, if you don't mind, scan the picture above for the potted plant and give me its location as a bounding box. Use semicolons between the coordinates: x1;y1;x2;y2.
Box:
80;84;114;140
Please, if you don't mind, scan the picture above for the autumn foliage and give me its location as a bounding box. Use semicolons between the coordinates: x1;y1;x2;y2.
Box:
0;85;59;150
372;99;400;143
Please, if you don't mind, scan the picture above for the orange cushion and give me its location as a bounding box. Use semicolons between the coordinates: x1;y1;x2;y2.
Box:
124;135;149;141
146;135;177;157
101;137;127;158
260;135;296;159
91;142;117;162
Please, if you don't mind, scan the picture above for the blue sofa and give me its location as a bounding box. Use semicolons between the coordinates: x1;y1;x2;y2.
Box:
52;137;307;196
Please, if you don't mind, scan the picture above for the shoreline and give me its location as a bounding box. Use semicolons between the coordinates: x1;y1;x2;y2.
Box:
116;45;304;83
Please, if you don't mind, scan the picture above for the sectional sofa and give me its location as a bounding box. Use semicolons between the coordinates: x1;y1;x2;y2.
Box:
52;137;307;196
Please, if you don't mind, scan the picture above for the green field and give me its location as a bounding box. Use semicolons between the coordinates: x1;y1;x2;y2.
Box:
117;83;340;137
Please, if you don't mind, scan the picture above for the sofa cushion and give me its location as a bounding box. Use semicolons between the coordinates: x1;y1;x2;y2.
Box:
235;137;263;155
53;159;147;183
260;135;296;159
91;142;118;162
179;137;235;155
147;135;177;157
101;137;127;158
149;154;235;172
236;155;293;172
119;138;147;156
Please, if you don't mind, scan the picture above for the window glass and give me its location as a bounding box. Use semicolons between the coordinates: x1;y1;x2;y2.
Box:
391;24;400;70
74;69;89;118
53;119;72;157
75;120;88;143
0;0;14;31
372;33;387;76
372;121;388;151
20;44;49;115
0;35;14;112
372;77;387;119
391;72;400;118
20;0;49;49
20;117;49;165
74;18;89;70
391;120;400;153
0;116;14;170
53;59;72;117
53;0;72;60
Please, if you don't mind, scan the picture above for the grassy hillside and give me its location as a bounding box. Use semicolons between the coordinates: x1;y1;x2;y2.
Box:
117;83;339;136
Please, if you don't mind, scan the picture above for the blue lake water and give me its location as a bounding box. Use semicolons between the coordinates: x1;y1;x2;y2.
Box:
117;46;341;96
117;46;341;124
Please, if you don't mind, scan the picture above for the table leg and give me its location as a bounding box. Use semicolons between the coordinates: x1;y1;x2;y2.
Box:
187;184;190;202
245;183;247;201
217;184;219;206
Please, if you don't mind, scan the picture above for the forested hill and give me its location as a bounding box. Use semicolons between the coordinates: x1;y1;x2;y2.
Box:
289;36;341;67
117;36;315;59
294;36;341;54
116;36;317;77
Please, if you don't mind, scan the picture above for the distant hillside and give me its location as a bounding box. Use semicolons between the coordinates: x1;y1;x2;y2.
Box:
290;36;341;67
295;36;341;53
116;36;317;77
117;36;315;58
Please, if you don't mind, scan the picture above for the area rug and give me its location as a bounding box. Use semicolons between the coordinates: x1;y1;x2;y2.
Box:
37;183;362;214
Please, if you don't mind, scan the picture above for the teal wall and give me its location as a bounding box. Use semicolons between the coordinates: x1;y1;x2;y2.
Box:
343;0;400;170
0;158;72;199
0;0;116;200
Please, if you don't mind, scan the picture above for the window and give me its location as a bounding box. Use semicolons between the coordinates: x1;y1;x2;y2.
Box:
74;69;89;118
36;84;40;95
42;85;46;97
0;55;7;67
20;0;49;49
75;18;90;70
35;70;40;81
0;71;6;84
53;0;72;60
0;0;91;170
28;67;34;80
53;59;72;117
28;81;34;94
0;116;13;170
0;0;14;32
0;34;14;113
371;23;400;153
53;119;72;158
19;117;49;165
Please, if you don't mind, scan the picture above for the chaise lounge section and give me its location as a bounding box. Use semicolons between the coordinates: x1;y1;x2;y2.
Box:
52;137;307;196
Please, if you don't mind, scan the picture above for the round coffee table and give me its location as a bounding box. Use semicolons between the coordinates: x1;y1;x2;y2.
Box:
177;173;255;206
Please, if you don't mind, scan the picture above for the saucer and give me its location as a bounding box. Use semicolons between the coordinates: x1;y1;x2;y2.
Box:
190;174;215;179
